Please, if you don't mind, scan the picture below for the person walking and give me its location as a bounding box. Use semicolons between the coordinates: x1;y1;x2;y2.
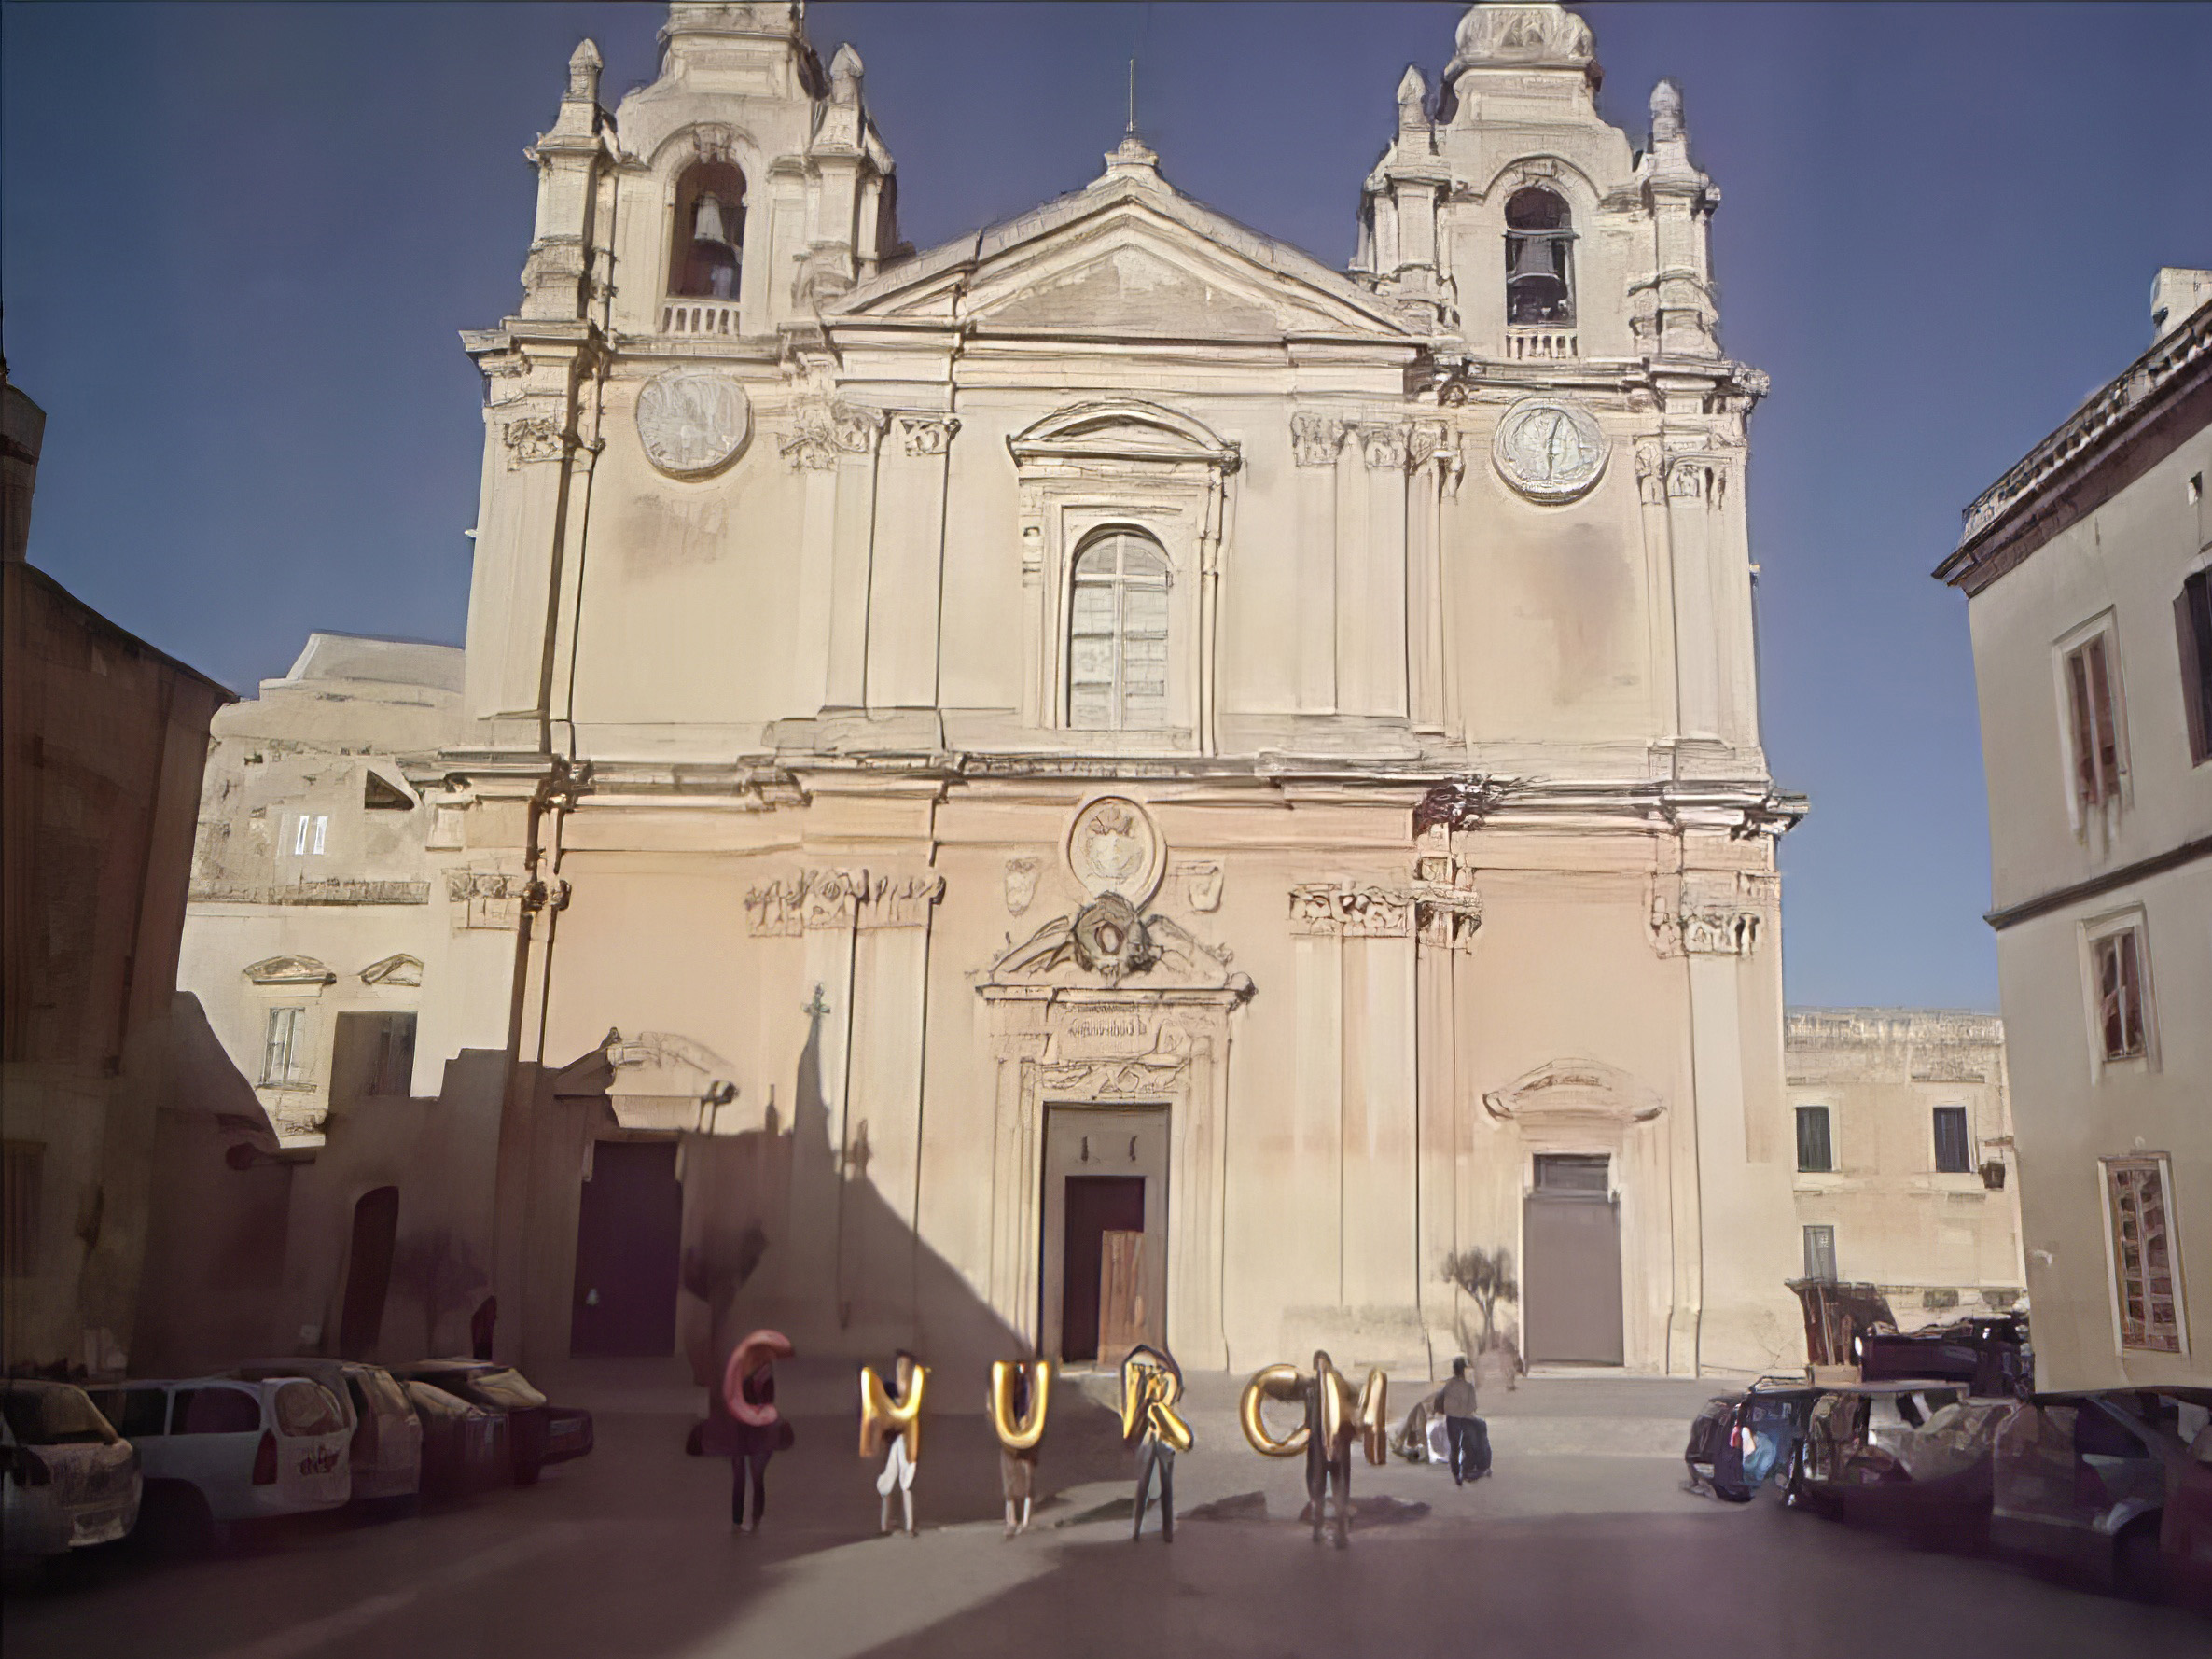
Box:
722;1331;793;1533
1124;1345;1187;1544
1437;1357;1490;1485
992;1359;1046;1538
869;1350;924;1537
1301;1350;1355;1548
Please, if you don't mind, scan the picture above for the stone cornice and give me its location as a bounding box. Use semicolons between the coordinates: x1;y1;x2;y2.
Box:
1938;299;2211;595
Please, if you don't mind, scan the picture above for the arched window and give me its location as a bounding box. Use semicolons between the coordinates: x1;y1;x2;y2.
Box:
1504;187;1574;326
668;160;745;300
1068;531;1170;731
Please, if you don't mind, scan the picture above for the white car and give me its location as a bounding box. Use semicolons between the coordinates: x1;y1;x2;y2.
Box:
1;1380;142;1565
86;1376;350;1544
231;1359;423;1504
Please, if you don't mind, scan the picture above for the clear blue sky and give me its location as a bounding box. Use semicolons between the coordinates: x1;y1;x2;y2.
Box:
6;3;2208;1011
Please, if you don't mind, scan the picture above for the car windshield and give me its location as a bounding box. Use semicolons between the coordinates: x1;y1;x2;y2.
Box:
403;1381;474;1421
455;1368;546;1411
355;1367;412;1418
274;1380;346;1437
1;1384;120;1447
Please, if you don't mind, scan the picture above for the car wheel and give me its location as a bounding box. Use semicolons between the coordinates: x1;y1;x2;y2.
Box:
2114;1516;2167;1603
140;1483;217;1556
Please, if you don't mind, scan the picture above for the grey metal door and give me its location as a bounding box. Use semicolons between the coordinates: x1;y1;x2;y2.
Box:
1523;1154;1624;1365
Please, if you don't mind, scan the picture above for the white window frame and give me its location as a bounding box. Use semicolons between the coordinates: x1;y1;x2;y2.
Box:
260;1005;307;1087
2079;904;2159;1079
2099;1153;2188;1358
1066;527;1174;732
2052;611;2131;838
292;813;328;857
1802;1224;1838;1283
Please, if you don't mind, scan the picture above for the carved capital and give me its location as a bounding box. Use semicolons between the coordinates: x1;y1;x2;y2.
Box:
857;871;947;929
502;415;565;468
1287;883;1413;938
897;413;960;457
1635;439;1666;506
1357;422;1411;471
1649;871;1771;957
1290;412;1347;467
1665;454;1727;508
1413;853;1483;950
780;400;885;470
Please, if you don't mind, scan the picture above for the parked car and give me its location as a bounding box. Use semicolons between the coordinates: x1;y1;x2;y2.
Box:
1992;1390;2196;1596
391;1360;591;1485
1860;1314;2032;1398
85;1376;350;1548
230;1359;423;1507
1684;1377;1819;1503
1789;1381;2010;1546
402;1381;508;1500
1;1380;142;1567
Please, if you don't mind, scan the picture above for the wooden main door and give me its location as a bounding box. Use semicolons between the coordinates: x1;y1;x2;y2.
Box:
1523;1153;1624;1365
1040;1105;1169;1364
570;1140;682;1357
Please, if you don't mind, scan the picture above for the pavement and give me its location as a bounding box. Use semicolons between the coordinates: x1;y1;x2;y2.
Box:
6;1360;2205;1659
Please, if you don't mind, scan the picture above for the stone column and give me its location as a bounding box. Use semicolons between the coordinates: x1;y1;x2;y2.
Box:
1359;424;1412;720
821;407;885;709
1291;414;1343;713
867;415;959;708
1289;892;1346;1299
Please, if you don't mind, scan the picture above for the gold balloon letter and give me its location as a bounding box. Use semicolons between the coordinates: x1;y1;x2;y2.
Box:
1356;1367;1389;1467
988;1360;1051;1451
858;1359;926;1462
1120;1347;1194;1453
1239;1363;1309;1457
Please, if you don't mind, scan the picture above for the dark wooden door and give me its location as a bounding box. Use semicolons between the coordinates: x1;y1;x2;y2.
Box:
570;1140;682;1357
1061;1176;1145;1362
1523;1154;1624;1365
338;1187;399;1360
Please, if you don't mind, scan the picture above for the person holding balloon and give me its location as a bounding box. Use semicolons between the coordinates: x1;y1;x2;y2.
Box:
721;1330;793;1533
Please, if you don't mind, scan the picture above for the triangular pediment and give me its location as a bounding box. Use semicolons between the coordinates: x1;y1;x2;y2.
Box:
830;174;1413;343
243;955;335;986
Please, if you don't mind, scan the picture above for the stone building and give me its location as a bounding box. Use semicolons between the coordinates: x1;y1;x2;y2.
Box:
182;1;1806;1379
1935;271;2211;1391
2;370;238;1375
1783;1010;2024;1331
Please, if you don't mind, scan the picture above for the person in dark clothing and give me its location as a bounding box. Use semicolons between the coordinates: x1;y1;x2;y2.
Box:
1301;1350;1354;1548
1436;1357;1489;1485
716;1331;793;1534
1123;1346;1188;1545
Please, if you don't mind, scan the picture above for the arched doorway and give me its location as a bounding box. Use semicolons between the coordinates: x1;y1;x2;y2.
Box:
337;1186;400;1359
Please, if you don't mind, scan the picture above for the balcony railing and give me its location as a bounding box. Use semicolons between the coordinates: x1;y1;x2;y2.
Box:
1505;327;1579;361
660;300;742;337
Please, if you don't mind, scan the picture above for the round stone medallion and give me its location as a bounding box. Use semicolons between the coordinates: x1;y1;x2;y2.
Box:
635;368;751;477
1064;794;1164;906
1492;396;1608;503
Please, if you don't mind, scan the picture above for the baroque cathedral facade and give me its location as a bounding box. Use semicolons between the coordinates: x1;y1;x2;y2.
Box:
182;1;1805;1379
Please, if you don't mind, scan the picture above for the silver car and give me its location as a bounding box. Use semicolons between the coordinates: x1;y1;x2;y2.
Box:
1;1380;142;1565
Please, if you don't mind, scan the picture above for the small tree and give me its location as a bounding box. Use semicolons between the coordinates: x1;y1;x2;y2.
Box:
1444;1248;1519;1355
386;1227;489;1358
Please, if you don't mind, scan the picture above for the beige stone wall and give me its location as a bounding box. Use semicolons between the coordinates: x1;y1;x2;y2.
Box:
1783;1010;2024;1331
1945;294;2210;1390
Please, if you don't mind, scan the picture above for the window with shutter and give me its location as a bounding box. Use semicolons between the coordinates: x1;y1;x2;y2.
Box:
2093;927;2148;1061
2106;1156;2182;1353
2177;567;2212;766
1932;1105;1972;1173
1795;1106;1833;1173
2061;627;2126;816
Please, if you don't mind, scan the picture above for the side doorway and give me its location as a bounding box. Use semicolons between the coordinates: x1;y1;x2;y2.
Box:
1039;1105;1169;1366
337;1186;400;1360
570;1139;682;1357
1522;1153;1624;1366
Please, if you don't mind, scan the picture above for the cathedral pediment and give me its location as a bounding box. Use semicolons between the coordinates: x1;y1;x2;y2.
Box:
979;901;1252;1000
829;173;1412;342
